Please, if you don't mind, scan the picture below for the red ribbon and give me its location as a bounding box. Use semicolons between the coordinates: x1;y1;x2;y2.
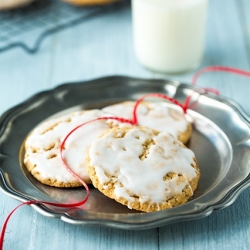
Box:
132;93;187;125
0;116;133;250
192;65;250;85
184;66;250;110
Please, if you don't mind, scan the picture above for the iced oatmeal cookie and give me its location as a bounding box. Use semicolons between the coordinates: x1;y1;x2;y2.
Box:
24;109;119;187
102;101;192;144
86;126;200;212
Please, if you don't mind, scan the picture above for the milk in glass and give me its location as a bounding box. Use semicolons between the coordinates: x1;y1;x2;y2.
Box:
132;0;208;73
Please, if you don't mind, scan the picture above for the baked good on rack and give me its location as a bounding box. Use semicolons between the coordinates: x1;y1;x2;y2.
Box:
0;0;33;10
24;109;120;188
61;0;119;6
102;101;192;144
86;126;200;212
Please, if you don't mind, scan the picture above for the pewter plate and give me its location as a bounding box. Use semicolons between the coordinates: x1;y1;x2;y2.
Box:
1;76;250;229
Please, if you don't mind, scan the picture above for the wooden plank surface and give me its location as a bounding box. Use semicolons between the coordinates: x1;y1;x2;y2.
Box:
1;0;250;249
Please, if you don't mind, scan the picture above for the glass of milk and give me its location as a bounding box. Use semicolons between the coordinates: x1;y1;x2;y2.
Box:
132;0;208;74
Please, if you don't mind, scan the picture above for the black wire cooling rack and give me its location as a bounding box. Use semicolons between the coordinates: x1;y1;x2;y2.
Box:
0;0;129;54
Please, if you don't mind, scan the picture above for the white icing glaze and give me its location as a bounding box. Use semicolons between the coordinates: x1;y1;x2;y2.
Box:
24;109;113;184
89;126;197;207
103;101;189;139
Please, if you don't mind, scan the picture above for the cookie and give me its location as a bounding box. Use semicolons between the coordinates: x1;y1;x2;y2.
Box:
24;109;117;188
86;126;200;212
61;0;119;6
0;0;33;10
102;101;192;144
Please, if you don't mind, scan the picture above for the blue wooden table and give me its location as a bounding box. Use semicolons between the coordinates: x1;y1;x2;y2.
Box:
1;0;250;249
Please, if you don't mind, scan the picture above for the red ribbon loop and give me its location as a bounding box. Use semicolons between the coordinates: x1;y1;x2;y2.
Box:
0;116;134;250
192;65;250;85
132;93;187;125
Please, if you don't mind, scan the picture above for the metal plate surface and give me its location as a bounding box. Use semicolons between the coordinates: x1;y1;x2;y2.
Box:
1;76;250;229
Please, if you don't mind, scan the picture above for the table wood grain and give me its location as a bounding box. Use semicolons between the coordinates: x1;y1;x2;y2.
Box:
1;0;250;249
